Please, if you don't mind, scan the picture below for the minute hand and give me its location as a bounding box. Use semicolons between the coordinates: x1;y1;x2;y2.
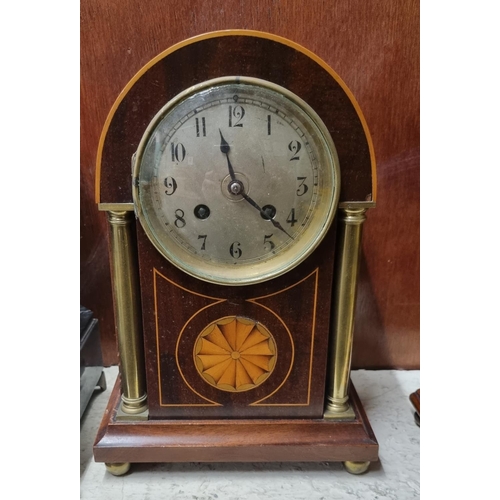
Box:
241;192;293;239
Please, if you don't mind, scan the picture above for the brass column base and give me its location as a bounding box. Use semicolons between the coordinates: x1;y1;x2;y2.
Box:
120;393;148;415
117;402;149;422
324;403;356;421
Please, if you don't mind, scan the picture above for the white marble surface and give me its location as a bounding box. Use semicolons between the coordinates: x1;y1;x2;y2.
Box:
80;367;420;499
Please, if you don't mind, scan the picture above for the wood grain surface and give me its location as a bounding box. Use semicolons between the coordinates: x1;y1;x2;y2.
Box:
94;375;379;464
136;217;338;419
81;0;419;368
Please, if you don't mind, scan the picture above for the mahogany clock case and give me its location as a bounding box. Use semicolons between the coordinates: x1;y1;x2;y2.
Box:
94;31;378;466
137;220;338;419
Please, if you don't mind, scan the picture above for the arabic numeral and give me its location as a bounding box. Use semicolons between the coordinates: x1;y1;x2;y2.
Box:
288;140;301;161
229;105;245;127
198;235;207;250
195;117;206;137
174;209;186;228
296;177;308;196
171;142;186;162
263;234;275;252
164;176;177;195
230;241;242;259
286;208;298;226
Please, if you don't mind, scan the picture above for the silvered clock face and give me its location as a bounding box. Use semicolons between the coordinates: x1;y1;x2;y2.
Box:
133;77;340;285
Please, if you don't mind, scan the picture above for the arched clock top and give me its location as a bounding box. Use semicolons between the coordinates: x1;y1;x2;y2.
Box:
95;30;376;207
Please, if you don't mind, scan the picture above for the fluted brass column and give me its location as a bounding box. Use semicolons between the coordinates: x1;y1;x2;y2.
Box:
324;207;367;419
107;210;148;414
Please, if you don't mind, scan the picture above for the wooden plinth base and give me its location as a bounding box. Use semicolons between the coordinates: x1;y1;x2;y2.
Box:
94;377;378;465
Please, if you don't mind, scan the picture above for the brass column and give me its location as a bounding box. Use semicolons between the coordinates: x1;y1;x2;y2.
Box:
107;210;148;414
325;207;367;419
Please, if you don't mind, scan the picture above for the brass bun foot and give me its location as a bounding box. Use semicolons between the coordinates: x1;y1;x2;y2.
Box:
343;461;370;475
105;462;131;476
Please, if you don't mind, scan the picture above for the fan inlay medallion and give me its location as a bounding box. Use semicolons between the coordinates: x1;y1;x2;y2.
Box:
194;316;277;392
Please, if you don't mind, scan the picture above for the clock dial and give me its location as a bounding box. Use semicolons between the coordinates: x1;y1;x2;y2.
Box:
133;77;340;285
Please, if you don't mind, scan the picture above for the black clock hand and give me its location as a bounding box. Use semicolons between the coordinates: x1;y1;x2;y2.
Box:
241;192;293;239
219;129;292;239
219;129;236;181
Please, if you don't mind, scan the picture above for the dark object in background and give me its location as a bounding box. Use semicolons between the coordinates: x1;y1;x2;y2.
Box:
410;389;420;427
80;305;106;418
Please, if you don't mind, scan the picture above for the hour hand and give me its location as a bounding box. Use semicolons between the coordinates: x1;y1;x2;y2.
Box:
219;129;230;155
219;129;236;180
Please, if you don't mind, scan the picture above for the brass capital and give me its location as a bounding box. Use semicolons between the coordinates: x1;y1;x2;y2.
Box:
341;207;367;225
107;210;132;226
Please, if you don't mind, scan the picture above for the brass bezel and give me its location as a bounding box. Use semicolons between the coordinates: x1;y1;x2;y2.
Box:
132;76;340;286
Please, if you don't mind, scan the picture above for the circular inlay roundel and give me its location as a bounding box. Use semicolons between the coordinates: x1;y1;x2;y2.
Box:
193;316;277;392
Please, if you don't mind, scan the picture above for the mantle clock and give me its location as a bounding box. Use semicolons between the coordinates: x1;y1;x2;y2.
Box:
93;30;378;476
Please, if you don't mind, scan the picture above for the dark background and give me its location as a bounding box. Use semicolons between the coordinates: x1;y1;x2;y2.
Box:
81;0;419;369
